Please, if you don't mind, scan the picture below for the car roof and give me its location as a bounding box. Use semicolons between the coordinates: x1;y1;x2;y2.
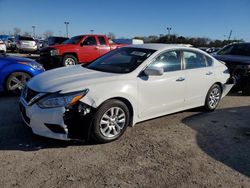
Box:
126;43;195;51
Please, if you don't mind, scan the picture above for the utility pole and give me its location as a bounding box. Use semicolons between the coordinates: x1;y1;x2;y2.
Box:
228;30;232;41
167;27;172;38
64;21;69;37
32;26;36;38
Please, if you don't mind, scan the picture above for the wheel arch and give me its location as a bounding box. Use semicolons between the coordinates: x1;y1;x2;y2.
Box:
3;70;32;91
214;82;223;92
62;52;79;62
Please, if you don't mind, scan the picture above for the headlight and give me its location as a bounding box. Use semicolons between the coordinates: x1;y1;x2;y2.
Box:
18;61;44;70
50;49;59;56
37;89;89;108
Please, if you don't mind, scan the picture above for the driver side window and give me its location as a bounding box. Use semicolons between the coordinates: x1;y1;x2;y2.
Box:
148;50;181;72
82;37;97;46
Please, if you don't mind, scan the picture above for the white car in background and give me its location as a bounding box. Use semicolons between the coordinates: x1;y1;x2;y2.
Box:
0;40;6;54
15;36;37;53
19;44;233;143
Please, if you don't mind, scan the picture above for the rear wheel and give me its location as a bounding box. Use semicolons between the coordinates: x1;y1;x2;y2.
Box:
5;72;31;95
62;55;78;67
92;99;130;143
204;84;222;111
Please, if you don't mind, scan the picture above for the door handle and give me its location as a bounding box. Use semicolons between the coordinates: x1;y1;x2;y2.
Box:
176;77;185;81
206;71;213;75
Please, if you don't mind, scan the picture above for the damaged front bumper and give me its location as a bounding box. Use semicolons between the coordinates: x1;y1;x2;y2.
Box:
19;98;95;141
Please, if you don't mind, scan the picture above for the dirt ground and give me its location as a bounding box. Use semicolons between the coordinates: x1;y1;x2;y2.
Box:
0;92;250;188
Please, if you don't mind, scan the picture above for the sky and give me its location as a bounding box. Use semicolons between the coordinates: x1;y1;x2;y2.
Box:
0;0;250;41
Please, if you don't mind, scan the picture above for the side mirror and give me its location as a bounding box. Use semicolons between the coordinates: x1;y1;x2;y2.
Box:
144;66;164;76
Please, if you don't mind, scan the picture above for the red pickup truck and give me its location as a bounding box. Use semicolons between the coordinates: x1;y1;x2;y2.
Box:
39;34;126;69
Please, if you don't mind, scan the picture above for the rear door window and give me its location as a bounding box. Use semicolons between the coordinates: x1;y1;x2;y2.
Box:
148;50;181;72
183;51;207;69
98;37;107;45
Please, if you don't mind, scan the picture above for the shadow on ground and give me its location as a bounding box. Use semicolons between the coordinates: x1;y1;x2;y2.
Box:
183;106;250;177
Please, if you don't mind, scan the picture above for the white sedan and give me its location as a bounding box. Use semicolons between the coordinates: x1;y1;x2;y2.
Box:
19;44;233;143
0;40;6;54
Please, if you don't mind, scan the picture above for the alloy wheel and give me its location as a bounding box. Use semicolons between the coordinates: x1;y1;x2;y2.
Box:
99;107;126;138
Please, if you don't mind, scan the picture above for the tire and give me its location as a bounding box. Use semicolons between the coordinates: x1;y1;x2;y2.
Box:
62;55;78;67
242;76;250;96
204;84;222;111
92;99;130;143
5;72;31;95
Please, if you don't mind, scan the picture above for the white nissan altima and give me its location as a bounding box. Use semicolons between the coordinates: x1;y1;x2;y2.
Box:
19;44;233;143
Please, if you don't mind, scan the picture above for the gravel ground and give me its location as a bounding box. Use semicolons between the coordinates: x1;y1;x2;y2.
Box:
0;93;249;188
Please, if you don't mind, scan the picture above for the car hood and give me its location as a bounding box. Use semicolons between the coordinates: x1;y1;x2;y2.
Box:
28;65;120;93
0;55;35;64
213;54;250;65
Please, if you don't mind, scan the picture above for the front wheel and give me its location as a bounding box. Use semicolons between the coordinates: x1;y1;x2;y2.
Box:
62;55;78;67
5;72;31;95
92;100;130;143
204;84;222;111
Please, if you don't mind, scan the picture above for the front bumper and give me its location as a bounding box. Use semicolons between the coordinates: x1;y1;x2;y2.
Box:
39;55;62;70
19;97;93;141
18;46;37;52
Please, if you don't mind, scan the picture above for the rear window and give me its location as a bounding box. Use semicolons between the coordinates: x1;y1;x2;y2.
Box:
19;36;34;41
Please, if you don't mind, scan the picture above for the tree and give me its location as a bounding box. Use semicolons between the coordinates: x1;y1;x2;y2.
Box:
107;32;116;39
43;30;54;39
13;27;21;36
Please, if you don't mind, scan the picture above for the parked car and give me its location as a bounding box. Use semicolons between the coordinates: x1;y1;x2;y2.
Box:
6;37;16;51
114;38;144;44
0;40;6;54
20;44;232;143
0;54;44;94
36;39;47;51
213;42;250;95
15;36;38;53
47;36;69;46
206;47;221;54
39;34;126;69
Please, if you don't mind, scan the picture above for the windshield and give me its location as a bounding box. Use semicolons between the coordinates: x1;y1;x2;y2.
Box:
218;43;250;57
84;47;156;73
63;35;84;44
19;36;34;41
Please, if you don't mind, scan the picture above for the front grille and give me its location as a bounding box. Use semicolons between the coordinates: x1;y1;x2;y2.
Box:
26;88;39;103
23;86;39;104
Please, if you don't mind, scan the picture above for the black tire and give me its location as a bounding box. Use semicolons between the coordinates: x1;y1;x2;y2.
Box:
92;99;130;143
242;76;250;96
204;84;222;111
5;72;31;95
62;55;78;67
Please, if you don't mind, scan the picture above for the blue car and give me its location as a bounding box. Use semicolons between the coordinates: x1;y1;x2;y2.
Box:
0;54;44;94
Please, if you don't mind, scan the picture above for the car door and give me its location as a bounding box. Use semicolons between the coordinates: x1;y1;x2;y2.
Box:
78;36;99;62
138;50;186;120
97;36;111;56
182;50;215;108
